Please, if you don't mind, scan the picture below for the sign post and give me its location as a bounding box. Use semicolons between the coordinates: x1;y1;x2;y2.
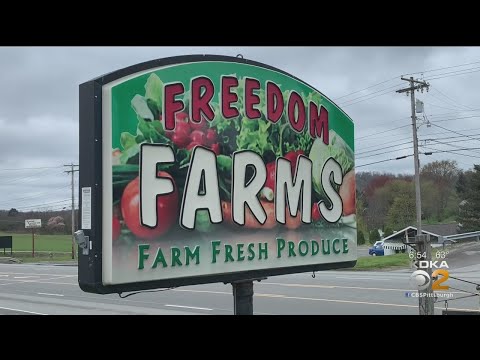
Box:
78;55;356;314
25;219;41;258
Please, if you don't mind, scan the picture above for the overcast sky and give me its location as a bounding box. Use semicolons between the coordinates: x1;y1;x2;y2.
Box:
1;46;479;211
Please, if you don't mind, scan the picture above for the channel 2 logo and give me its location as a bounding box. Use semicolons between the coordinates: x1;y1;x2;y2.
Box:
410;268;450;291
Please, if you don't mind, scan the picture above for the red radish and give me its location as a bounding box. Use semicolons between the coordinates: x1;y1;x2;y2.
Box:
312;202;321;221
265;162;276;191
171;132;190;148
284;150;304;173
186;141;202;151
206;129;217;145
211;143;221;155
190;130;206;145
339;170;356;216
189;119;208;131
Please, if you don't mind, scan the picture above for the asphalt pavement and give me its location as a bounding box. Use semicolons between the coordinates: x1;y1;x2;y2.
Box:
0;261;478;315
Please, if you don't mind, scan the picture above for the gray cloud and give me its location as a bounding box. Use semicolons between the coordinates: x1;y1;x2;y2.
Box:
1;46;479;211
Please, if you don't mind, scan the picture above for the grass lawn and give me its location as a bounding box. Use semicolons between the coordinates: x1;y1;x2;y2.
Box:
353;253;411;270
0;232;72;252
2;251;76;263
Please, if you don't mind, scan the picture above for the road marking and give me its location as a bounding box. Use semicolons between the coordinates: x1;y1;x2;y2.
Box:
0;306;47;315
0;276;78;287
173;289;231;295
0;275;8;277
172;288;479;312
37;293;64;297
0;272;76;277
335;276;391;281
14;276;39;279
165;304;213;311
259;282;466;294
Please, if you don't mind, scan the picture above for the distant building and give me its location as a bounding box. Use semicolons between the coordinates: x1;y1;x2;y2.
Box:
382;223;479;255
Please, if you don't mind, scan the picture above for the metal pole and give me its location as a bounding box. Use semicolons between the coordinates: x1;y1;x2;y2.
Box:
407;80;434;315
71;163;75;260
232;280;254;315
409;77;422;235
398;77;434;315
32;229;35;258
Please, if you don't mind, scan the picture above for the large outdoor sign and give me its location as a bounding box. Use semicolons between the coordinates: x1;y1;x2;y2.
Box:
25;219;42;229
78;55;356;294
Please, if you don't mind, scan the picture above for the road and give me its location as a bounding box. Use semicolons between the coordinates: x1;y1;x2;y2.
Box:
0;262;478;315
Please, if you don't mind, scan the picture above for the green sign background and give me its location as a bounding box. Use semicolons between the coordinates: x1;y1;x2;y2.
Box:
106;60;356;285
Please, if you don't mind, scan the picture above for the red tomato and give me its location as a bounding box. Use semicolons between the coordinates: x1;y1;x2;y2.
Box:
190;130;206;145
205;129;217;145
211;143;221;155
312;202;322;221
112;215;121;241
121;173;178;239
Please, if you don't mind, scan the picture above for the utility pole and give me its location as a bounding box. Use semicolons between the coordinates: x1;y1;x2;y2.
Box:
64;164;79;260
397;77;434;315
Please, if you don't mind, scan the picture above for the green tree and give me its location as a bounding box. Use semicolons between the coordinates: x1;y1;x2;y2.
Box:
421;160;459;219
357;230;365;245
369;229;381;244
387;194;416;230
458;165;480;232
383;227;393;237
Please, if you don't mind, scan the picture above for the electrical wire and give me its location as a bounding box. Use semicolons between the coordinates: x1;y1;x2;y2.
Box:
425;139;480;155
357;124;411;140
333;76;399;101
431;87;474;111
356;145;415;160
425;92;468;112
430;123;480;145
425;67;480;81
338;82;404;106
118;287;177;299
402;60;480;77
0;165;64;171
340;86;405;108
356;140;413;156
356;154;414;168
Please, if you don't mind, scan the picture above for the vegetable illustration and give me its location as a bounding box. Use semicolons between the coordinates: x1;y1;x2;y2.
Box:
112;72;355;242
339;170;356;216
121;173;178;239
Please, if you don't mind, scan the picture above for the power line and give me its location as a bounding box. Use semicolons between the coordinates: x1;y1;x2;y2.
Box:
356;154;414;168
424;139;480;155
0;185;71;206
402;60;480;77
356;145;415;160
337;82;404;106
431;87;473;111
425;67;480;81
333;76;399;101
423;146;480;159
425;92;467;112
356;140;413;155
14;199;71;210
0;165;64;171
430;123;480;145
340;84;405;108
357;124;411;140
